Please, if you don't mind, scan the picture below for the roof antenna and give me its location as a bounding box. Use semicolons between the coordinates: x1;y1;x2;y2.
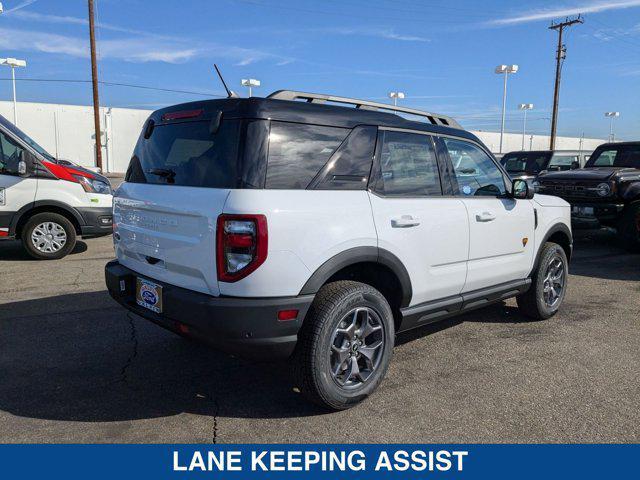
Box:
214;64;239;98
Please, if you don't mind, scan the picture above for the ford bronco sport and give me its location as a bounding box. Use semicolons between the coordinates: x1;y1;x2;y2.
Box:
105;91;572;410
537;141;640;250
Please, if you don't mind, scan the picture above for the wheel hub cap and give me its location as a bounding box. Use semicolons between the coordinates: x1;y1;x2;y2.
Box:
31;221;67;253
329;307;385;389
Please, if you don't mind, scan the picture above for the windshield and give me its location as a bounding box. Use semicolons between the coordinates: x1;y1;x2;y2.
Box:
501;152;551;174
0;115;55;161
586;144;640;168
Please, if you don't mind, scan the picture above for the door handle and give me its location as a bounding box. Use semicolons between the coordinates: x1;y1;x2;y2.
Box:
391;215;420;228
475;211;496;222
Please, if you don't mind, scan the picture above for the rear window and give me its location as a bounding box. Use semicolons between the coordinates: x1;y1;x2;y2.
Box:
501;152;550;174
587;145;640;168
126;119;245;188
265;122;349;189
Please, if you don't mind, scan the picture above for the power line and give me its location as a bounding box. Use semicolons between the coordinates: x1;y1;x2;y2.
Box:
0;78;225;97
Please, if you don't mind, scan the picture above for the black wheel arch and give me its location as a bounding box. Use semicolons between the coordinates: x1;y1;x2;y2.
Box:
299;246;413;308
10;201;83;238
531;223;572;276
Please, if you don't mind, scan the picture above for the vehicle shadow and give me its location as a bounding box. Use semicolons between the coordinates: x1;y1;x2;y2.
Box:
0;291;324;425
0;239;88;261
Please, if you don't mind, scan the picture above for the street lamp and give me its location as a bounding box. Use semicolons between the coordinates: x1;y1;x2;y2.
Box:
495;64;518;153
241;78;260;97
518;103;533;150
0;58;27;125
605;112;620;142
388;91;405;106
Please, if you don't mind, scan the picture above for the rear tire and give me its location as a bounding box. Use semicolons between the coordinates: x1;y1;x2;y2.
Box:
517;242;568;320
293;281;395;410
616;201;640;252
21;212;76;260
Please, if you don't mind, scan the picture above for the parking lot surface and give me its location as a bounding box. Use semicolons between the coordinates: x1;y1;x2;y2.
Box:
0;230;638;443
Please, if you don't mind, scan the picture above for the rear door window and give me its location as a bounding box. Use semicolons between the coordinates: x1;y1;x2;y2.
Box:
374;130;442;196
265;122;349;189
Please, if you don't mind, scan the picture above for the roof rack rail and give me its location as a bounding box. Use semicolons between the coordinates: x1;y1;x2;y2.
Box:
267;90;461;129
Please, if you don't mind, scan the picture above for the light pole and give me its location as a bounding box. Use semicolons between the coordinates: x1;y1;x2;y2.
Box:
605;112;620;142
0;58;27;125
495;64;518;153
518;103;533;150
241;78;260;97
388;91;405;106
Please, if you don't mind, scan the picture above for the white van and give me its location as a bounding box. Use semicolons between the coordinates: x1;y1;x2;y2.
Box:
0;115;113;259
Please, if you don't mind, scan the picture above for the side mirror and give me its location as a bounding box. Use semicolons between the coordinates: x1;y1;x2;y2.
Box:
512;178;534;200
571;160;580;170
18;160;27;175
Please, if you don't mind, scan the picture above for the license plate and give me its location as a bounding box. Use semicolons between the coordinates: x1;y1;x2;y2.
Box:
572;206;594;216
136;278;163;313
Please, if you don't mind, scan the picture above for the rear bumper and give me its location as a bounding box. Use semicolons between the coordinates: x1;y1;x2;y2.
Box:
77;207;113;238
105;260;313;359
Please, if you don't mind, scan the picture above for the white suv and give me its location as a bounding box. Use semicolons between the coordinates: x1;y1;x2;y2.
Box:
0;114;113;259
105;91;572;410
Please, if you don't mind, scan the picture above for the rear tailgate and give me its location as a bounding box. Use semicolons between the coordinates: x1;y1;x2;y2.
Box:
114;182;229;296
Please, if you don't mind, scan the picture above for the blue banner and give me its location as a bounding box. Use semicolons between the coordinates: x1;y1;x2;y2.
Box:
0;444;636;479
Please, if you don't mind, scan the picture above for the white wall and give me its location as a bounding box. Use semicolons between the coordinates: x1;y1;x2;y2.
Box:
0;101;150;173
473;130;604;155
0;101;607;173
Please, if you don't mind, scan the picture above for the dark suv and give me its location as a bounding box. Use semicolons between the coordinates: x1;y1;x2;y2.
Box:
537;141;640;250
500;150;588;181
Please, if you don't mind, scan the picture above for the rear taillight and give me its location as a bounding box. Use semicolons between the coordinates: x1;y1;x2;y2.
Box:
216;214;268;282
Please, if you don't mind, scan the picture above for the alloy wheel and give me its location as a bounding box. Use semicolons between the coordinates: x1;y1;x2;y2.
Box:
542;255;565;308
329;307;385;389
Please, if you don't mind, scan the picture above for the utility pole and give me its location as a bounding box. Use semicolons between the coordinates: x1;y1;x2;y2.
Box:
549;15;583;150
88;0;103;171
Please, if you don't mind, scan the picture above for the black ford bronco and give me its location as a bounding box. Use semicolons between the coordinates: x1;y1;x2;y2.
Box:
537;141;640;250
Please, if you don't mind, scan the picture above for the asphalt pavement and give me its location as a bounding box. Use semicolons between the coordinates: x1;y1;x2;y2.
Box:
0;230;638;443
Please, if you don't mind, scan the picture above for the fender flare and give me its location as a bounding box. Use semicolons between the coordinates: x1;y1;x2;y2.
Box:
299;246;413;307
531;223;573;275
9;200;84;236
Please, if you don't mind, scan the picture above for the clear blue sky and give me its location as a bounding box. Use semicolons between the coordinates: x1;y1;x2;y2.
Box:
0;0;638;139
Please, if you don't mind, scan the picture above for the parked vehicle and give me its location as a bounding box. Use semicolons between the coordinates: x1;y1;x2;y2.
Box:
500;150;591;181
537;141;640;250
105;91;572;410
0;114;113;259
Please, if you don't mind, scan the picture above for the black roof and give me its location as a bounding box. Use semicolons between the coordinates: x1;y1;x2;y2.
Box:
151;96;482;145
594;141;640;148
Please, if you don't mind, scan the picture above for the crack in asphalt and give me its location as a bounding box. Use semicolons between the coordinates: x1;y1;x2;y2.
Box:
212;395;220;444
120;313;139;386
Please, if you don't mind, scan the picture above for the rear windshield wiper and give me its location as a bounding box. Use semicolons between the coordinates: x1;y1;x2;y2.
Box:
147;168;176;183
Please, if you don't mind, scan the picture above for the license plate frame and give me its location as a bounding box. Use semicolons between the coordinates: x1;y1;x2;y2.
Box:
136;277;163;314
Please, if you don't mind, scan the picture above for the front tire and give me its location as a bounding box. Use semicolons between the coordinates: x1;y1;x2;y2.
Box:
293;281;395;410
21;213;77;260
517;242;568;320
